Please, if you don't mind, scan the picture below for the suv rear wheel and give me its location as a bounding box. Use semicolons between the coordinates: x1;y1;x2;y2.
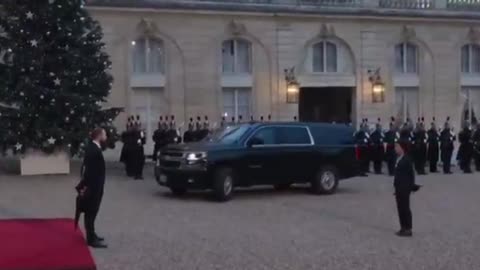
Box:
213;167;235;202
311;165;339;195
274;183;292;191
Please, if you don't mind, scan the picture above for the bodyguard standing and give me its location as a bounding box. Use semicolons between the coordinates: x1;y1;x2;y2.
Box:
427;119;440;173
473;123;480;171
384;117;399;176
393;140;421;237
440;118;455;174
131;118;146;180
370;118;385;174
458;121;473;173
78;128;108;248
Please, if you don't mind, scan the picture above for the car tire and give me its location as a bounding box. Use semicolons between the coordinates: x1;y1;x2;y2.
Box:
170;187;187;196
212;167;235;202
274;183;292;191
311;165;339;195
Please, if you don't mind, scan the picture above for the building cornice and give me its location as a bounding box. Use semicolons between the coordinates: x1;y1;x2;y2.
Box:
86;1;480;21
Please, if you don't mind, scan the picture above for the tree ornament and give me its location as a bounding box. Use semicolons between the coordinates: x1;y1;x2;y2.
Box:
20;92;24;96
49;72;55;77
65;116;70;122
15;143;23;151
49;0;55;4
81;117;87;123
40;95;44;99
47;137;56;145
26;11;34;19
30;40;38;47
70;110;75;114
53;78;61;86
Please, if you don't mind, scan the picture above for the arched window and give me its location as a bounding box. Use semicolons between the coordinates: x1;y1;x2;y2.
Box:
132;37;164;74
222;39;252;74
394;42;418;74
312;41;337;73
461;44;480;74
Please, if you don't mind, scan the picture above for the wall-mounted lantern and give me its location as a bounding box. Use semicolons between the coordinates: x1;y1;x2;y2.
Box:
285;67;300;104
368;68;385;103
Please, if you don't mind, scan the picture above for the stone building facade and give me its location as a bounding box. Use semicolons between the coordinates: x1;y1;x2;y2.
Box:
88;0;480;152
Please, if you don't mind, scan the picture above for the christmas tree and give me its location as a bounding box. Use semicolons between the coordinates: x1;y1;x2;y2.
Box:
0;0;122;156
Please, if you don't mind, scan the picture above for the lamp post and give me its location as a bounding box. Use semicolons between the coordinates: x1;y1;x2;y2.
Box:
285;67;300;104
368;68;385;103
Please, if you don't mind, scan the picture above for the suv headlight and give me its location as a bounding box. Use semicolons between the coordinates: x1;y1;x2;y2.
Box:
185;152;207;162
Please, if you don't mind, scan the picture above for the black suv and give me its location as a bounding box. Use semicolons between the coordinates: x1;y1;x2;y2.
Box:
155;122;360;201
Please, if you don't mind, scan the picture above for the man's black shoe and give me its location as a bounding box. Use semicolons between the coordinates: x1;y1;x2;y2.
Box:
134;176;144;180
95;234;105;241
87;240;108;248
395;230;413;237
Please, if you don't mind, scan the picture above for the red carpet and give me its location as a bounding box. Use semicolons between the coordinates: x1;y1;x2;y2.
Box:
0;218;96;270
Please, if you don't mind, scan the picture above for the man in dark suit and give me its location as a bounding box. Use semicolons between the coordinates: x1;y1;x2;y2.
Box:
393;140;421;237
78;128;108;248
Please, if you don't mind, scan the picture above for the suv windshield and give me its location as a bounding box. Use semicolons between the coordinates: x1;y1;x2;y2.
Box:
206;124;251;144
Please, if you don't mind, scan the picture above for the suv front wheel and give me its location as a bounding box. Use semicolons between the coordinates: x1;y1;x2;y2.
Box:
311;165;339;195
212;167;235;202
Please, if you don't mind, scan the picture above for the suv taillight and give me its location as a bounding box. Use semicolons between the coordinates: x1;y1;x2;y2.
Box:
354;145;360;160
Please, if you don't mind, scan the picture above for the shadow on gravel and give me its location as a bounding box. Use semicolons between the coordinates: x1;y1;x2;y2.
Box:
154;185;359;202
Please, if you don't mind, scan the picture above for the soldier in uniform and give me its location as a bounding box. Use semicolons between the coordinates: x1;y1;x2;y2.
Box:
199;116;210;140
354;119;370;176
165;115;180;144
370;118;385;174
130;116;146;180
120;117;133;176
238;115;243;124
260;116;264;122
399;120;414;154
220;116;226;128
250;115;255;124
183;118;195;143
473;123;480;171
384;117;400;176
440;117;455;174
412;118;428;175
427;118;440;173
457;121;473;173
152;116;165;162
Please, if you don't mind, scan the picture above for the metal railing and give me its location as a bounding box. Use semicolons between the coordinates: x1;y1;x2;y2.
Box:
447;0;480;10
379;0;434;9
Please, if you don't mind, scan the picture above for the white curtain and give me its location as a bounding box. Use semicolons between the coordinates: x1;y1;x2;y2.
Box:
395;87;419;122
461;45;470;73
394;44;403;73
222;40;235;73
222;88;251;120
326;42;337;72
472;44;480;73
406;43;417;73
148;39;164;74
132;38;146;73
237;88;251;119
461;87;480;123
312;42;323;72
222;88;236;119
236;39;251;74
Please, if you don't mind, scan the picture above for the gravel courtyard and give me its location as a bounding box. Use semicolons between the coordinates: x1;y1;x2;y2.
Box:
1;162;480;270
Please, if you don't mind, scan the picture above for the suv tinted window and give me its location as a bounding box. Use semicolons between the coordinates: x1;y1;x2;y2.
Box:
250;127;276;145
277;127;311;144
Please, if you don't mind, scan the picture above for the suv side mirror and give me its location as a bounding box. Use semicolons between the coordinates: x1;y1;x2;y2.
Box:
247;137;264;147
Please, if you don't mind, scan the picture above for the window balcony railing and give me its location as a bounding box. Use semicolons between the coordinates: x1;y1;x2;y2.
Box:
379;0;434;8
447;0;480;10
